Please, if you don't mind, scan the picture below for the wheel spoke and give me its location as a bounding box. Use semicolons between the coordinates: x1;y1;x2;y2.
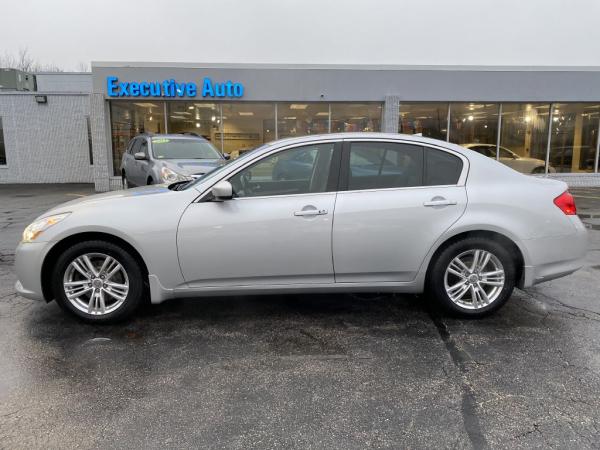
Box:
64;280;89;287
480;269;504;278
450;284;470;302
453;257;471;273
81;255;98;277
67;286;92;299
477;284;490;304
470;250;481;272
71;259;90;279
479;280;504;287
105;263;123;281
87;289;97;313
477;252;491;272
98;290;106;314
98;256;113;275
103;288;126;302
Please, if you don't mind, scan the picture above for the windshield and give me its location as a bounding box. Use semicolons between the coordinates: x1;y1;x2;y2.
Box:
182;145;267;190
151;138;221;160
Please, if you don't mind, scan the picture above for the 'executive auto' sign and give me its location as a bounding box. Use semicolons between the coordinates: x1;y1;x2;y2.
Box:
106;76;244;98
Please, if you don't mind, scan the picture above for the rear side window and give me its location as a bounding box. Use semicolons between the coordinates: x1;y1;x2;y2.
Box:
129;138;141;155
348;142;424;190
424;148;463;186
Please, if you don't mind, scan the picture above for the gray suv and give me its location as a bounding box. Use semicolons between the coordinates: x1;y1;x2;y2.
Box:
120;133;229;187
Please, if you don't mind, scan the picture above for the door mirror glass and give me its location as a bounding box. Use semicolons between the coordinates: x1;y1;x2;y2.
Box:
211;180;233;200
134;152;147;160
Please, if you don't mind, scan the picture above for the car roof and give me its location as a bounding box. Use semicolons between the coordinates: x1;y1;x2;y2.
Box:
136;133;208;141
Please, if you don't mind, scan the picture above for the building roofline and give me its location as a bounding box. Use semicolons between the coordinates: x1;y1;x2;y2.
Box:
91;61;600;72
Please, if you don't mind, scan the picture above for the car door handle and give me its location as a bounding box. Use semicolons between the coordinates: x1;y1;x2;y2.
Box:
423;199;457;207
294;209;328;216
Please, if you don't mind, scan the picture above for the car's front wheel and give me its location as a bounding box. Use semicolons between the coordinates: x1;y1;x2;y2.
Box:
427;237;516;317
51;240;145;323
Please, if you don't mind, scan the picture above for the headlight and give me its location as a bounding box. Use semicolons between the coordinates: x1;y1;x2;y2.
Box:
160;167;191;183
22;213;70;243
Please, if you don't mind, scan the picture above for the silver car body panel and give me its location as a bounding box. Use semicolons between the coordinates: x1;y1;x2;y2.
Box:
15;133;587;305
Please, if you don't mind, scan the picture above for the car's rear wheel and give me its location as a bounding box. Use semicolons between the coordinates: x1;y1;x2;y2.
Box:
532;166;546;174
122;171;129;189
51;240;145;323
427;237;516;317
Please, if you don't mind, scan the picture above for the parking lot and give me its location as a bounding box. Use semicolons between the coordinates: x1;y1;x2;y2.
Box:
0;183;599;449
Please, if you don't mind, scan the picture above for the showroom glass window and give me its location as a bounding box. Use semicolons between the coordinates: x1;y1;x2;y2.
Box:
330;103;382;133
449;103;499;148
398;103;448;140
110;102;165;175
167;102;221;149
277;103;329;138
548;103;600;173
229;143;335;198
221;103;276;158
0;117;6;165
500;104;550;167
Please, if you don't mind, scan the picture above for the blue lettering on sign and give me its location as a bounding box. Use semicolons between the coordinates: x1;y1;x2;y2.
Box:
106;76;244;98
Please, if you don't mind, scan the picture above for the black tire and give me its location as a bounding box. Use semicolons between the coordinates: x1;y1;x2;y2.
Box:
121;171;129;189
532;166;545;174
147;177;154;185
427;237;516;318
51;240;145;324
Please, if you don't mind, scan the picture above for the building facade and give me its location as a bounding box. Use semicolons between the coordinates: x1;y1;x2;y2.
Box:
2;62;600;190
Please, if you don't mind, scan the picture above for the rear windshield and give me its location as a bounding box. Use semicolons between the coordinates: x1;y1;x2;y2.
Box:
151;138;221;160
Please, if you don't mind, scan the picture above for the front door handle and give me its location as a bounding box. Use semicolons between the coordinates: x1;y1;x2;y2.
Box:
423;199;457;207
294;209;328;217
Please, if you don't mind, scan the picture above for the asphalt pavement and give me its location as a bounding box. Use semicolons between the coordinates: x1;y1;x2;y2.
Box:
0;183;599;449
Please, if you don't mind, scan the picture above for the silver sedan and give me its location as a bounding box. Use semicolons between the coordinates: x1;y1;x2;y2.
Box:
15;133;588;323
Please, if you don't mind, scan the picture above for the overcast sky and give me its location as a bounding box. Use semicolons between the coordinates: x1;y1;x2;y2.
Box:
2;0;600;70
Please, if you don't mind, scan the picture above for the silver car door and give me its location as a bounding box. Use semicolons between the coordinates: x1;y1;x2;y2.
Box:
332;140;468;283
177;141;341;287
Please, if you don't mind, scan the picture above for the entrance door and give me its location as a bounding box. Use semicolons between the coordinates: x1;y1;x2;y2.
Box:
177;141;341;287
332;140;468;283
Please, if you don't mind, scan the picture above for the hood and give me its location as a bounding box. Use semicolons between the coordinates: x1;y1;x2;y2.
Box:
41;185;172;217
161;158;226;176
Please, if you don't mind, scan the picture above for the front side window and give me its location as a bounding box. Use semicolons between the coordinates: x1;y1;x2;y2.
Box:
347;142;424;190
229;143;335;198
151;138;220;160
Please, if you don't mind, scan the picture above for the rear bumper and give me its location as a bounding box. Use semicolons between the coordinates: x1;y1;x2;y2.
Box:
521;216;588;288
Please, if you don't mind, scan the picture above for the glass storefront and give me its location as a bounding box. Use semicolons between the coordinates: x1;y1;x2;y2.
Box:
499;103;550;163
449;103;499;146
110;101;165;175
399;103;448;140
221;103;276;157
549;103;600;173
109;101;382;173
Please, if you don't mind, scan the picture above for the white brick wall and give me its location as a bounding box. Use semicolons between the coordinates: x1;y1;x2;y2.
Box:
0;93;93;184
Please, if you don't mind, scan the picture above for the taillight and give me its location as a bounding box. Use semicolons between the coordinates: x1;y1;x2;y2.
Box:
553;191;577;215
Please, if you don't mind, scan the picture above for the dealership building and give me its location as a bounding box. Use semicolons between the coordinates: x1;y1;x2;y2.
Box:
1;62;600;191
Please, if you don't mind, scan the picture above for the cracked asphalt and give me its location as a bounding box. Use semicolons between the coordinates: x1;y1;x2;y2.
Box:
1;184;600;449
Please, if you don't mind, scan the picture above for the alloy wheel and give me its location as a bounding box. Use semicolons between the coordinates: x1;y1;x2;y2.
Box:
63;252;129;315
443;249;505;310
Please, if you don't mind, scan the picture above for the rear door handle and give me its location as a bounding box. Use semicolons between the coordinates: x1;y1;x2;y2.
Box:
294;209;328;216
423;199;457;207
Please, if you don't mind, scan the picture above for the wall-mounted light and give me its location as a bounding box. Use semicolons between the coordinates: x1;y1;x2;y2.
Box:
35;95;47;104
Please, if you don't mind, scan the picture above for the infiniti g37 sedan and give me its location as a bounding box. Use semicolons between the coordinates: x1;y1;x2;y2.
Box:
15;133;587;323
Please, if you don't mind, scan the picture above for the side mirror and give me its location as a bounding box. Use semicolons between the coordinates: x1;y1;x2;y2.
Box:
223;153;231;160
211;180;233;201
134;152;147;160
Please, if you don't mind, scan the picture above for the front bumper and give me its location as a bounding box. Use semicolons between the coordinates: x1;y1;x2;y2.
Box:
14;241;50;302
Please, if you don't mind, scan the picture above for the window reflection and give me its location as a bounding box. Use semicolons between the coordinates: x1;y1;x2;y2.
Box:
449;103;499;146
277;103;329;138
500;104;550;170
399;103;448;140
331;103;381;132
167;102;221;149
110;101;164;175
549;104;600;173
221;103;275;158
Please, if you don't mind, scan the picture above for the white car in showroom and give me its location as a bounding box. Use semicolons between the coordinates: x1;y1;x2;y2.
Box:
15;133;587;323
463;143;556;174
